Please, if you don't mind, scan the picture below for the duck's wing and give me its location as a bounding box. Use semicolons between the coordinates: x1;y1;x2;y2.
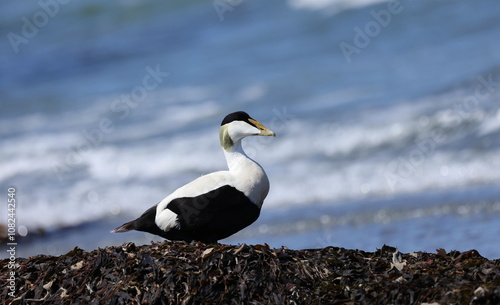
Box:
165;184;260;242
155;171;234;231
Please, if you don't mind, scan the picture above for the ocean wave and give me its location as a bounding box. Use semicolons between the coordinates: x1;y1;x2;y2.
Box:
4;88;499;233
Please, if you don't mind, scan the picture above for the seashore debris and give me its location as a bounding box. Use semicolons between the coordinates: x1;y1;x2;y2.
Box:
1;243;499;304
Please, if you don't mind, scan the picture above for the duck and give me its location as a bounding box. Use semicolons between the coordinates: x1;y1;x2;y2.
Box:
112;111;275;243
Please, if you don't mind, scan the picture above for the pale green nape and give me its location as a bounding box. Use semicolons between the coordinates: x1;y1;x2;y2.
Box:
219;125;234;150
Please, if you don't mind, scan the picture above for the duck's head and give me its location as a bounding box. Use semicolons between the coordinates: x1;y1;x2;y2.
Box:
219;111;276;150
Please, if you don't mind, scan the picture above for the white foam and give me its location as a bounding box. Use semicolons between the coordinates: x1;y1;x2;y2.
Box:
479;108;500;136
287;0;388;14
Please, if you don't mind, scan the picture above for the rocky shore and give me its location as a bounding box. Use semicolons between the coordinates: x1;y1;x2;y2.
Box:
1;242;499;304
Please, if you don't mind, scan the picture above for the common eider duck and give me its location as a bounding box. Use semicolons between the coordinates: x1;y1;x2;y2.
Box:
112;111;275;243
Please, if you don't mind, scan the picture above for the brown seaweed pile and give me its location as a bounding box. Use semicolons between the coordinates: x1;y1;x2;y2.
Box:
1;242;499;304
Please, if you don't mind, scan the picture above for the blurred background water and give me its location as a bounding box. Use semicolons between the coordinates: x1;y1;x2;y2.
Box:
1;0;500;259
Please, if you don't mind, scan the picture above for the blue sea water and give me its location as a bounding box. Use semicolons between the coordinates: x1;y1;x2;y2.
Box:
1;0;500;259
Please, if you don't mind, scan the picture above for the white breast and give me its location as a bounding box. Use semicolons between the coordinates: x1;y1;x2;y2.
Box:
223;147;270;207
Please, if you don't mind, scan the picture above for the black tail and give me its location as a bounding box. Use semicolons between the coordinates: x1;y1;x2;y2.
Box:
111;205;166;236
111;220;136;233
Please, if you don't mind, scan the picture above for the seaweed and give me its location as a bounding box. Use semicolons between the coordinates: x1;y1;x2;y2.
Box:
1;243;499;304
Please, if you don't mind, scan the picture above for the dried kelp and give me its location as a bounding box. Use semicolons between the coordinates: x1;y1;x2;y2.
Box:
1;243;499;304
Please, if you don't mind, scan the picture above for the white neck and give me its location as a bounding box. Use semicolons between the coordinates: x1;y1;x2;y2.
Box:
224;141;251;172
223;140;269;207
